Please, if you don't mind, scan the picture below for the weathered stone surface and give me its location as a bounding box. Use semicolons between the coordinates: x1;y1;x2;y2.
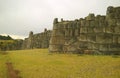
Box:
86;13;95;21
80;19;86;26
53;18;58;24
93;43;99;50
22;29;52;49
99;44;109;52
79;33;87;41
87;27;94;33
49;6;120;55
94;27;104;33
105;26;115;33
80;27;87;33
113;35;118;44
114;26;120;34
87;34;96;42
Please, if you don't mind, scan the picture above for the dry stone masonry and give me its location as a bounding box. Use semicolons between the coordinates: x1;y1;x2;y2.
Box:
22;29;52;49
49;6;120;54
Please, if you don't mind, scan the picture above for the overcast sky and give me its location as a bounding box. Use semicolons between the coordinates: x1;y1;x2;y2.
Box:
0;0;120;39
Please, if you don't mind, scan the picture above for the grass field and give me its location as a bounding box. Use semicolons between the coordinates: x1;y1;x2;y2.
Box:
0;53;8;78
0;49;120;78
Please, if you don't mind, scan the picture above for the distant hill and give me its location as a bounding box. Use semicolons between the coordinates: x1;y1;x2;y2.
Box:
0;35;13;40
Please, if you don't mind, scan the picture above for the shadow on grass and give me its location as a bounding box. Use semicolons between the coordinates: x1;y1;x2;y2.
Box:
77;54;85;56
48;53;53;55
111;55;120;58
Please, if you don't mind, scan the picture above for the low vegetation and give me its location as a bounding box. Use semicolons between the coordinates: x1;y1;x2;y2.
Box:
0;40;14;51
0;35;13;40
0;40;23;51
4;49;120;78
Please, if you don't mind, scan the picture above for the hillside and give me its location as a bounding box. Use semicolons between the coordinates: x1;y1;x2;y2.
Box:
0;35;13;40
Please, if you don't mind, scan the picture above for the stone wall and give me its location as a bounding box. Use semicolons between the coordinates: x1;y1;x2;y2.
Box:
22;28;52;49
49;18;80;52
49;6;120;54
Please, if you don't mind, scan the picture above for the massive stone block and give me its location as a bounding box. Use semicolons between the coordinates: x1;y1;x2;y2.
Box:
86;13;95;21
87;27;94;33
80;27;87;33
87;34;96;42
114;26;120;34
94;26;104;33
79;33;87;41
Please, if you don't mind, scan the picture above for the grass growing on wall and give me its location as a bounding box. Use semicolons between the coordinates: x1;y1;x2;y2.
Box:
7;49;120;78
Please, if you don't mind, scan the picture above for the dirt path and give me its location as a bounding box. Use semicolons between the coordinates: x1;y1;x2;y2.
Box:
0;51;20;78
6;62;20;78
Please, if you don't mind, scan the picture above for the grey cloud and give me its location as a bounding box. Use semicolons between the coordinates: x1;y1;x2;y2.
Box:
0;0;120;37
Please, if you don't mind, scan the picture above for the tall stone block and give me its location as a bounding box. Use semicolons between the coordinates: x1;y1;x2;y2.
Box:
80;19;86;26
79;33;87;41
53;18;58;24
94;27;103;33
86;13;95;21
80;27;87;33
87;27;94;33
87;34;96;42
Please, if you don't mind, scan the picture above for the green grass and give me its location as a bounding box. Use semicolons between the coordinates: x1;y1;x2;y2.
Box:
0;40;14;42
5;49;120;78
0;53;8;78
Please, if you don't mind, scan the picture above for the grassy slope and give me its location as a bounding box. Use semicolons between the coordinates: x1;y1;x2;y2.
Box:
0;40;14;42
7;49;120;78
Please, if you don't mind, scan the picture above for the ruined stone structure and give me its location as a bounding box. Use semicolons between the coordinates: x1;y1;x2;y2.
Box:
49;6;120;54
22;29;52;49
